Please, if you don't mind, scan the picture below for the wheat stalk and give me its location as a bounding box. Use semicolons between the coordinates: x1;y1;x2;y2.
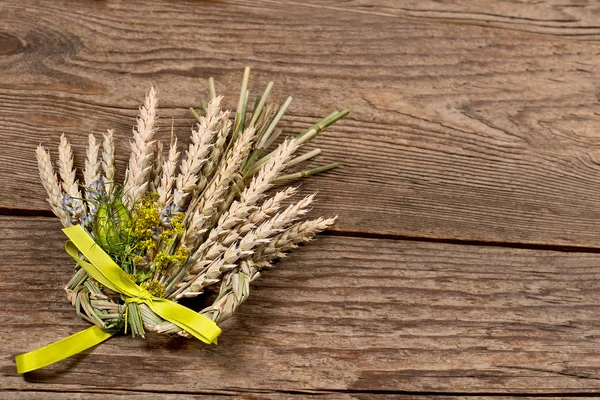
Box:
123;86;158;205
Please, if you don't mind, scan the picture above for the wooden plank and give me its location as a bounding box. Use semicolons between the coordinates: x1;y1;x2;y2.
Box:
0;390;375;399
2;1;600;246
267;0;600;36
0;393;584;400
2;216;600;394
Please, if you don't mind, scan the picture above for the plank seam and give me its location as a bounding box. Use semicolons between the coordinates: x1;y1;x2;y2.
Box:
4;209;600;253
327;229;600;253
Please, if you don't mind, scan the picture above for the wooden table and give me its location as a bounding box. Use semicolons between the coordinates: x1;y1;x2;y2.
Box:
2;1;600;398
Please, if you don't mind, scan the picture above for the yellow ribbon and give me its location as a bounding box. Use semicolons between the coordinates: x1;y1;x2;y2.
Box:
15;225;221;374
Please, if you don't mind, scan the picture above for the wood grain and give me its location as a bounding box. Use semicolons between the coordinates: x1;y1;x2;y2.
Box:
0;394;583;400
0;391;390;399
2;216;600;395
268;0;600;36
2;1;600;247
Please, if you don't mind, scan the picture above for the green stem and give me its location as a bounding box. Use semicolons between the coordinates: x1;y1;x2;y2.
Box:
240;90;249;134
189;107;202;122
287;148;321;167
298;110;339;137
262;127;283;150
248;109;348;175
297;109;349;145
234;66;251;136
200;100;208;116
258;96;292;148
274;162;339;182
243;148;264;173
249;81;274;128
209;77;216;100
127;302;145;338
245;150;271;176
254;100;277;144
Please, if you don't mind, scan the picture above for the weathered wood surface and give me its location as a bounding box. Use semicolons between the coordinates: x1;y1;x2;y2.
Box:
2;394;573;400
2;1;600;246
2;0;600;397
267;0;600;36
2;216;600;396
0;395;584;400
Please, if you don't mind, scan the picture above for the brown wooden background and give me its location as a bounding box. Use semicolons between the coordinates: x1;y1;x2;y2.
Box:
2;0;600;398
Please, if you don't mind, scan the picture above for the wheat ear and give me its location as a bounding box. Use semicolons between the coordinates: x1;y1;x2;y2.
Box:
182;126;256;248
58;134;81;199
169;187;295;287
173;97;223;209
57;134;86;224
159;216;336;334
83;134;101;190
123;85;158;205
175;193;315;298
150;140;164;193
253;216;337;265
199;216;337;324
219;138;298;234
157;132;180;208
237;186;296;235
102;129;115;194
36;145;70;226
189;140;299;264
197;113;231;195
241;139;298;205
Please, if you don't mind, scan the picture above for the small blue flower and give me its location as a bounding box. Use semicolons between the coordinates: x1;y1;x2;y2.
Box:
160;204;182;226
81;214;95;232
88;180;105;200
62;194;85;225
82;180;106;230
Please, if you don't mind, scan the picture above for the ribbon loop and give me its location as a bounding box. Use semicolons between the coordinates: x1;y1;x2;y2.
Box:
15;225;221;374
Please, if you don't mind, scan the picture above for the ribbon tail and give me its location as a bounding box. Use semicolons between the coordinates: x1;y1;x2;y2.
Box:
149;299;221;345
15;326;114;374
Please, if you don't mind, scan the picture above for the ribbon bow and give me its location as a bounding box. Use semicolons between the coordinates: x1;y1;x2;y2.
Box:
15;225;221;374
